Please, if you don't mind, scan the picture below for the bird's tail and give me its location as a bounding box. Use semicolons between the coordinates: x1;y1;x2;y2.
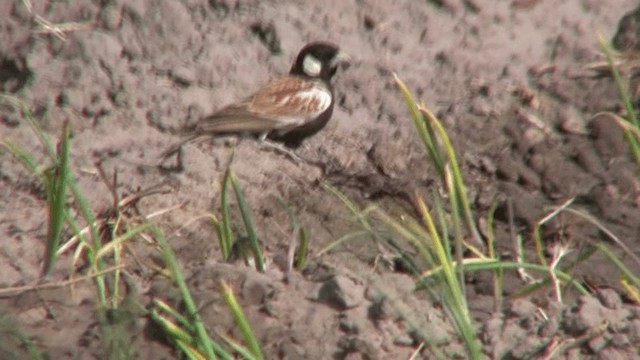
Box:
159;134;201;160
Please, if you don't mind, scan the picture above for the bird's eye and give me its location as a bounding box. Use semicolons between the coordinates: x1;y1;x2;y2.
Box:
302;54;322;77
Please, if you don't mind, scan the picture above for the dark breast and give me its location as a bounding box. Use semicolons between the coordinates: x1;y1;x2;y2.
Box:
267;92;335;148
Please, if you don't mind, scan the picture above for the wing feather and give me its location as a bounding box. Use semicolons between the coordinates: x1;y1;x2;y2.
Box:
194;76;332;135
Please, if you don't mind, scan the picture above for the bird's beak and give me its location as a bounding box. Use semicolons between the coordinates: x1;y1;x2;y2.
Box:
331;52;352;69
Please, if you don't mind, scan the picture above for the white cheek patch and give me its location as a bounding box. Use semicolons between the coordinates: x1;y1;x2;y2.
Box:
302;54;322;77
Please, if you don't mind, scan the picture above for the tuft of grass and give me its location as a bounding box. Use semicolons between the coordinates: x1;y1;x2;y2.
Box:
324;73;640;358
596;33;640;302
598;33;640;164
220;281;264;360
395;74;483;249
210;158;265;272
0;314;45;360
150;226;263;360
42;120;71;276
230;171;265;272
1;95;163;358
151;227;217;359
277;197;310;271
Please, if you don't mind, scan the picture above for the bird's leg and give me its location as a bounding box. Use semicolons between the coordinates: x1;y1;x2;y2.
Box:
259;139;309;164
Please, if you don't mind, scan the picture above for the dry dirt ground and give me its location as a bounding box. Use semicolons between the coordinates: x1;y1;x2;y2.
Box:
2;0;640;359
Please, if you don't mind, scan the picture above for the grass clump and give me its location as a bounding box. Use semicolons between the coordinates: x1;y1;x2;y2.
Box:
1;95;265;359
322;70;640;358
210;159;265;272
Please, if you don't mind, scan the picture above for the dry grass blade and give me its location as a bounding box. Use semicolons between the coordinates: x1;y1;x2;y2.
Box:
0;265;124;297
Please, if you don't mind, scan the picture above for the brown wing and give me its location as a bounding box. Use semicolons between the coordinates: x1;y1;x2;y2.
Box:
194;76;332;135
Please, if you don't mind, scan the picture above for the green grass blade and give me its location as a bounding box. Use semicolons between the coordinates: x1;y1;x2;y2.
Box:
230;172;265;272
315;230;370;256
417;258;590;295
220;281;263;360
0;95;56;158
0;139;46;183
176;340;207;360
393;74;445;177
295;228;310;271
152;299;194;332
220;165;235;259
486;198;503;311
42;121;71;277
419;106;483;247
444;166;466;300
598;34;640;163
414;195;482;358
95;222;153;260
218;332;260;360
148;308;195;344
153;227;217;359
321;182;377;234
595;243;640;289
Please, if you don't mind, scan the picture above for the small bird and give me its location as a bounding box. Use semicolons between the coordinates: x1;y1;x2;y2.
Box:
164;41;349;159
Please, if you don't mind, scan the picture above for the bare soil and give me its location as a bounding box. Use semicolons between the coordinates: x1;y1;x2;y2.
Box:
1;0;640;359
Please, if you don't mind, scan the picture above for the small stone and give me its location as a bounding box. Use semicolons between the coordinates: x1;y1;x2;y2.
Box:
574;143;605;176
393;335;414;346
611;333;629;348
597;288;622;310
171;66;196;86
522;127;545;146
496;155;519;182
591;113;628;158
479;155;497;175
539;317;559;338
100;4;123;30
16;306;48;326
471;97;491;116
598;348;627;360
630;319;640;342
527;153;545;173
60;88;87;113
568;296;605;332
366;295;388;323
560;107;588;135
80;31;123;70
588;333;608;353
509;299;538;318
242;275;274;306
339;318;359;334
516;162;541;189
313;275;364;310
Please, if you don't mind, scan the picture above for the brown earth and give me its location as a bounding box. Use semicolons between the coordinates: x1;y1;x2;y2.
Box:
1;0;640;359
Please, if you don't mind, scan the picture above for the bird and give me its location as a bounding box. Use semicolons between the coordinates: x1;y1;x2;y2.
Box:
163;41;349;160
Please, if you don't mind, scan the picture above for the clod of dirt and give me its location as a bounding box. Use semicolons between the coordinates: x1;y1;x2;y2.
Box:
242;274;275;306
313;275;365;311
250;21;281;55
564;295;631;334
597;288;623;310
613;3;640;51
591;113;630;160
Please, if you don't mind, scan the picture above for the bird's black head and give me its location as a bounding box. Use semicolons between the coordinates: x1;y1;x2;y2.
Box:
290;41;349;81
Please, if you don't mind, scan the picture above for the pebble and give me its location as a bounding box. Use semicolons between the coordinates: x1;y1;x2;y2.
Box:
314;275;365;310
591;113;629;159
597;288;623;310
171;66;196;86
560;107;588;135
